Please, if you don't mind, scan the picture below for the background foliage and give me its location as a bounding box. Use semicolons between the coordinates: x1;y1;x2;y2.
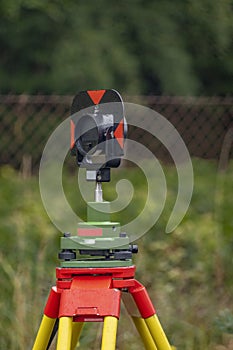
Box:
0;0;232;95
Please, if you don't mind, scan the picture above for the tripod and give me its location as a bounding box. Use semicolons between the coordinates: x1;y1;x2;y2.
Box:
32;265;172;350
32;178;173;350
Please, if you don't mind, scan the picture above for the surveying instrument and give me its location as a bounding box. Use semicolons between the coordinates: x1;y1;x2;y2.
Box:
32;90;173;350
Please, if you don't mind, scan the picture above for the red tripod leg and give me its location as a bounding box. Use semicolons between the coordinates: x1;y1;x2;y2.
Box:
129;281;172;350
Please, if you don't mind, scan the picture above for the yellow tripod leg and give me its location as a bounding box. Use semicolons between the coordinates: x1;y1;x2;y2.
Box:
56;317;72;350
101;316;118;350
32;315;56;350
132;316;158;350
70;322;84;350
144;315;172;350
132;316;157;350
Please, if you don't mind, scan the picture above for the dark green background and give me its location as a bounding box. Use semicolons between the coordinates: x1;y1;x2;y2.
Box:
0;0;232;95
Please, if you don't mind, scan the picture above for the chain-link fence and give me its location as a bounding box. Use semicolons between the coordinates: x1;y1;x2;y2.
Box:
0;95;232;174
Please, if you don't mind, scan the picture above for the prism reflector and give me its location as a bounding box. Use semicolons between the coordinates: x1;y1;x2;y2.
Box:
87;90;106;105
114;119;124;149
70;120;75;148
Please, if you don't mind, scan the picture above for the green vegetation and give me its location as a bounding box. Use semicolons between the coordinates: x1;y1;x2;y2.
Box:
0;158;233;349
0;1;232;95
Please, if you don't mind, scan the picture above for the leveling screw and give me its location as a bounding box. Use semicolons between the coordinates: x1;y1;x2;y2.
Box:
58;233;76;261
64;232;71;237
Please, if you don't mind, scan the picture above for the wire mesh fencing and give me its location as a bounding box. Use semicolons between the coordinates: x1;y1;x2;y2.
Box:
0;95;232;174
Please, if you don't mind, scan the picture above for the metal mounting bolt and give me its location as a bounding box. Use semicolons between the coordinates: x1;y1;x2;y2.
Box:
64;232;71;237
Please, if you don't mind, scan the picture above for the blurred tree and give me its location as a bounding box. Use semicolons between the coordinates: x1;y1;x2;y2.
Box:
49;2;141;94
183;0;233;95
0;0;67;92
126;0;200;94
0;0;232;95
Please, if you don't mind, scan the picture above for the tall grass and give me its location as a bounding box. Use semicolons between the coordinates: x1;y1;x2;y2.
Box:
0;159;232;349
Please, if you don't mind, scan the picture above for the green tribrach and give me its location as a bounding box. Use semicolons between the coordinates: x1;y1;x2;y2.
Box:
58;201;138;268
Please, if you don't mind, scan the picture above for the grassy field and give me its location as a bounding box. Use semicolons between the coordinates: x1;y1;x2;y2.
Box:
0;159;233;349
